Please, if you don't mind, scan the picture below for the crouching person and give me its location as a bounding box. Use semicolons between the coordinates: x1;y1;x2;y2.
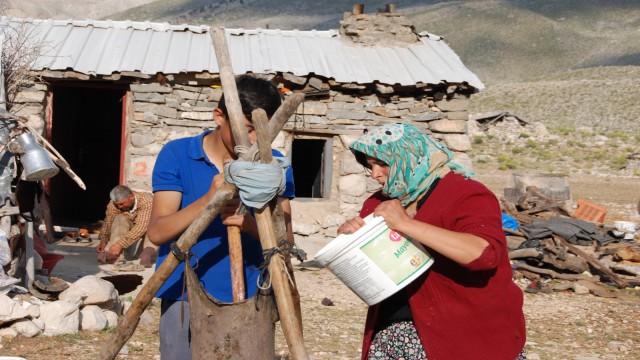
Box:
96;185;157;270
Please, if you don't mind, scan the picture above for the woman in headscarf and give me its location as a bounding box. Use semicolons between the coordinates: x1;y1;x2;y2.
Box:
338;123;526;360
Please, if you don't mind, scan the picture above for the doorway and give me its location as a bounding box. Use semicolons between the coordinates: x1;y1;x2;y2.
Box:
48;85;126;225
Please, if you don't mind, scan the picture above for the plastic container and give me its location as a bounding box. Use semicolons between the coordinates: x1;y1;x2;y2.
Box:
315;214;434;305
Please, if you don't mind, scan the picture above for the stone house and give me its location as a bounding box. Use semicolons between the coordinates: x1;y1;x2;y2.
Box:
1;7;483;251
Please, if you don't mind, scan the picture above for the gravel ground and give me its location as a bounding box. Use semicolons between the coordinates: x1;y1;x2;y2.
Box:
1;171;639;359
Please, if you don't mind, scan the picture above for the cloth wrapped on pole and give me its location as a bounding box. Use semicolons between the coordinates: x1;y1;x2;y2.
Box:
223;157;290;209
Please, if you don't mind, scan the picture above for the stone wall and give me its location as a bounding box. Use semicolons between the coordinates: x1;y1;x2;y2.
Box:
13;72;474;255
280;82;474;256
339;8;419;46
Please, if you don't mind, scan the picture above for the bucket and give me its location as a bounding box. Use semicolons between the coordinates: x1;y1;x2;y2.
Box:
315;215;434;306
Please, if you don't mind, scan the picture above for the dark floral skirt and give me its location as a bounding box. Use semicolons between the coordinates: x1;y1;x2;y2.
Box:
368;321;527;360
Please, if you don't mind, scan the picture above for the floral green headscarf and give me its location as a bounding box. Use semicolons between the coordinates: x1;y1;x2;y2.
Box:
350;123;473;206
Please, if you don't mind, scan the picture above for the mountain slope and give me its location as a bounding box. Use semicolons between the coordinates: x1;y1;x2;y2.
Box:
106;0;640;84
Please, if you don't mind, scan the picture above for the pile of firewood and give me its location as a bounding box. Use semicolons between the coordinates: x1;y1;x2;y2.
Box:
502;186;640;296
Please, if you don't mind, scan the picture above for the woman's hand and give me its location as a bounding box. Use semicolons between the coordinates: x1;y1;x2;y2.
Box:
374;199;412;232
337;216;366;235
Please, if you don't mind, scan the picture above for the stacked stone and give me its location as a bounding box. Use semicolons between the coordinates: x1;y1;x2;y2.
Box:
339;10;419;46
0;275;154;342
10;73;475;255
127;82;223;190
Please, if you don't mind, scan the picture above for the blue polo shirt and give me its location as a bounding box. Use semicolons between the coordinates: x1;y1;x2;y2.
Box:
152;130;295;302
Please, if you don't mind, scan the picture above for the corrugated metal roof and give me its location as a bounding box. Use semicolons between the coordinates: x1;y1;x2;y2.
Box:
0;17;484;89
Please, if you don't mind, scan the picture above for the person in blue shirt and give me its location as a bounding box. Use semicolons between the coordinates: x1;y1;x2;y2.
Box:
147;75;295;359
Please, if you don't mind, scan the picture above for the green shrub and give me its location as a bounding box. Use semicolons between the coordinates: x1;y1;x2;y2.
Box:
610;155;627;169
497;154;518;170
473;136;485;144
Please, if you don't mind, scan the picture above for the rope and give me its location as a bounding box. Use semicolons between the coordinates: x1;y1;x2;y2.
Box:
170;241;198;325
223;153;290;209
256;239;307;291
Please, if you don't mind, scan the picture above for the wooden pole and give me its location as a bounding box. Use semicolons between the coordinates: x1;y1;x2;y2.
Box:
211;27;308;359
99;92;305;360
252;110;308;358
211;26;252;302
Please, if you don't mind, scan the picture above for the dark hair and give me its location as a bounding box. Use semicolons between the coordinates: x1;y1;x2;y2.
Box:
352;150;371;170
218;75;282;120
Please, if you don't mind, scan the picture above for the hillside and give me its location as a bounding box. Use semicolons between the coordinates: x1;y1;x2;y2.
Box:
105;0;640;84
3;1;640;135
470;66;640;132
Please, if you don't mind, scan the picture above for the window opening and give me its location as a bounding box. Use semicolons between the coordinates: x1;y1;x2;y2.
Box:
291;138;332;198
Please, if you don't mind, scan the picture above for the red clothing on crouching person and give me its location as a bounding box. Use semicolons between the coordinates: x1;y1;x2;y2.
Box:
359;172;526;360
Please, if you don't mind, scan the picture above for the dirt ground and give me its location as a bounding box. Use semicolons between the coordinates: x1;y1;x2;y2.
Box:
1;170;639;359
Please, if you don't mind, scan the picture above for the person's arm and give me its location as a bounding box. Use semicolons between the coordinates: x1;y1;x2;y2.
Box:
374;199;489;265
96;204;116;253
147;173;226;246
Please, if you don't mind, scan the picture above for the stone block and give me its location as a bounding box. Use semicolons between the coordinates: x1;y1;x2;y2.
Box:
327;109;374;121
435;98;469;112
339;174;367;197
296;101;327;115
443;133;472;152
130;84;172;93
133;103;178;119
180;111;214;121
14;90;46;103
59;275;118;308
429;119;468;134
132;92;165;104
80;305;108;331
40;300;80;336
446;111;469;121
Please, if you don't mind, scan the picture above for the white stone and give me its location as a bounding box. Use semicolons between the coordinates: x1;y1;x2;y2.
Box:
340;155;364;176
12;319;41;337
131;133;156;147
0;327;18;339
272;131;286;150
293;221;321;236
0;294;29;325
429;119;467;134
180;111;214;121
59;275;118;308
103;310;119;328
40;299;80;336
80;305;108;331
295;101;327;115
338;174;367;197
322;214;347;229
122;300;132;315
31;318;45;330
443;134;471;152
572;282;591;295
139;310;154;326
25;303;40;318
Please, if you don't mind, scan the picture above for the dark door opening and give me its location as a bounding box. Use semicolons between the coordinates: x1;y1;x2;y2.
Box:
48;85;125;225
291;138;332;198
